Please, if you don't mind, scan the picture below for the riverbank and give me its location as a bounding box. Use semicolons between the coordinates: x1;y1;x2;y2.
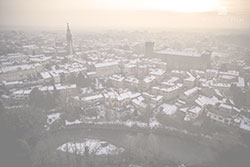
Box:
34;127;217;166
46;120;246;150
29;116;248;167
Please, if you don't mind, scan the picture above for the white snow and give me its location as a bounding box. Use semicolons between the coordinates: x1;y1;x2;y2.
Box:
184;87;200;96
215;89;223;97
195;95;218;107
47;113;61;125
149;68;165;76
240;122;250;132
149;117;161;129
40;72;52;79
219;103;232;110
65;120;82;126
158;103;177;115
57;139;124;156
156;49;202;57
132;97;147;109
152;84;182;93
144;75;156;83
184;72;195;82
240;116;250;132
124;120;147;128
81;94;104;102
95;62;118;68
189;106;202;114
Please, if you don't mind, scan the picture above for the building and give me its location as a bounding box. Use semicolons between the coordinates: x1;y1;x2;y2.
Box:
125;77;140;90
136;65;148;78
183;72;196;88
109;74;124;88
95;62;120;77
23;45;40;55
149;68;166;82
185;105;203;121
132;96;148;112
81;94;104;105
205;69;218;79
122;64;137;75
152;84;183;100
40;71;53;83
49;71;61;83
206;104;240;125
104;91;140;107
0;63;43;81
181;87;200;102
145;42;211;70
66;23;73;55
141;75;156;91
142;92;163;106
12;89;32;100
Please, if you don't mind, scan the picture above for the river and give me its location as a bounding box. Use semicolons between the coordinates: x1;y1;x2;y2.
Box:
37;128;218;166
211;132;250;167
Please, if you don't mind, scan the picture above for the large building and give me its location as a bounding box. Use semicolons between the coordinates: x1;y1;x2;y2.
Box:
145;42;211;70
94;62;120;77
66;23;73;55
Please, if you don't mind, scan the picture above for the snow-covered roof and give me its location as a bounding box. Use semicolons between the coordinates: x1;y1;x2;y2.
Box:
210;82;231;88
55;84;76;90
81;94;104;102
132;96;147;109
166;76;180;83
188;106;202;114
95;62;118;68
144;75;156;83
0;63;41;73
219;74;235;80
195;95;218;107
156;49;202;57
159;103;177;115
184;72;195;82
109;74;124;82
125;77;139;84
40;72;52;79
219;103;233;110
219;70;239;77
153;84;183;93
184;87;200;96
12;89;32;96
149;68;165;76
234;77;245;87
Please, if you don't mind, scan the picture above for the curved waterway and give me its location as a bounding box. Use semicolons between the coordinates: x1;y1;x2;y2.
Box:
212;132;250;167
39;128;217;166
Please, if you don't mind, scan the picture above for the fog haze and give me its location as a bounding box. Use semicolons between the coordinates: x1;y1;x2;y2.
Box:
1;0;250;29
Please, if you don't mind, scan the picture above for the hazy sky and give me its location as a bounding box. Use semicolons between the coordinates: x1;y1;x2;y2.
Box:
0;0;250;29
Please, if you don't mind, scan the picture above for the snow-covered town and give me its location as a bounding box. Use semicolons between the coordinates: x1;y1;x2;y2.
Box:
1;26;250;167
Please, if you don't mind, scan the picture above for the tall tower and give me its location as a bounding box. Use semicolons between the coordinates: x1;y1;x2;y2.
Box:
66;23;73;55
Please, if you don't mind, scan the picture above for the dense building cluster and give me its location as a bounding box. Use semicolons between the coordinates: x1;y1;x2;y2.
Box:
1;26;250;135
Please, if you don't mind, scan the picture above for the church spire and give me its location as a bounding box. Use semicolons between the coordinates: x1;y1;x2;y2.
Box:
67;23;70;31
66;23;73;55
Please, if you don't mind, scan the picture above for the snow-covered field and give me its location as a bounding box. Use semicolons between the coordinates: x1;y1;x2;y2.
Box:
57;139;124;156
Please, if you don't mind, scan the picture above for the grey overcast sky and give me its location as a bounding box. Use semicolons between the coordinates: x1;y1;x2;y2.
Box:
0;0;250;29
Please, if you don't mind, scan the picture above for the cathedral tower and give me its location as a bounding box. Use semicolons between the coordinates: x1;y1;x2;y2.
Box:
66;23;73;55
